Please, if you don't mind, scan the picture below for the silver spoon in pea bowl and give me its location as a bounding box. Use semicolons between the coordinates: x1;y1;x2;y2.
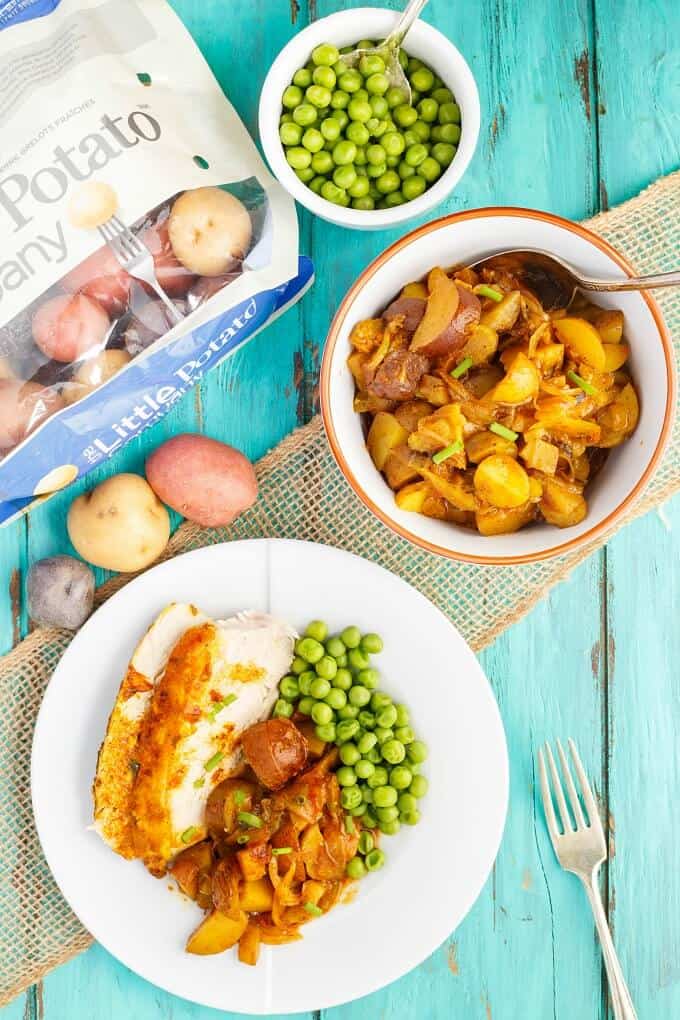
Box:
339;0;432;105
470;248;680;311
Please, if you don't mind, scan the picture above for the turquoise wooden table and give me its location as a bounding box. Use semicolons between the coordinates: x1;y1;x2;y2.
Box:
2;1;679;1017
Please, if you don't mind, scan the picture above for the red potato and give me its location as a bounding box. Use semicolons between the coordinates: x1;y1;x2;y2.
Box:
145;433;258;527
410;285;482;359
0;378;65;447
141;219;196;297
61;245;132;316
241;719;308;791
32;294;110;363
383;296;426;334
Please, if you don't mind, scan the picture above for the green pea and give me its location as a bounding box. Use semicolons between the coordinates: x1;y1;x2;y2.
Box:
389;765;413;790
319;118;340;143
282;85;303;109
336;718;360;743
410;66;434;92
378;133;403;159
346;121;369;145
296;637;324;663
356;38;375;50
411;119;431;142
404;143;428;167
400;809;421;825
315;722;336;742
311;701;333;726
432;86;454;104
337;704;360;720
311;150;333;174
385;154;399;168
372;785;397;808
338;69;362;93
302;128;324;152
347;98;372;123
348;648;371;670
286;146;312;170
371;691;392;712
279;676;300;701
365;72;389;95
403;128;420;148
348;685;371;707
355;758;374;780
320;180;347;204
339;44;354;54
419;156;441;182
384;191;404;207
393;103;418;128
376;704;397;728
332;139;357;165
336;766;357;787
358;53;385;76
315;655;338;680
394;724;415;744
280;112;294;123
308;174;325;194
358;710;376;731
407;56;423;73
273;698;293;718
305;620;328;642
330;108;349;129
410;774;429;798
417;97;439;123
312;43;340;67
366;143;386;166
354;148;367;167
371;119;390;138
407;740;429;764
376;805;399;823
332;59;346;76
439;122;461;143
358;731;378;754
369;95;389;118
363;808;378;828
439;101;461;124
386;86;407;108
354;87;369;102
313;65;336;90
365;848;386;870
356;668;379;690
348;175;370;198
379;818;400;835
397;792;417;814
398;162;416;180
336;652;350;666
357;830;374;856
362;784;374;803
366;766;388;789
352;196;375;210
341;785;363;810
293;103;318;126
381;738;406;764
375;727;393;745
333;667;353;691
325;687;347;710
351;802;368;817
324;636;345;659
293;68;313;89
298;696;314;715
339;742;360;766
310;677;331;699
280;121;303;146
346;856;366;880
431;142;455;167
330;89;350;110
366;747;382;765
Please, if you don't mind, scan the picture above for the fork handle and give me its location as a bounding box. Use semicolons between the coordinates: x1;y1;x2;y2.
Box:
147;281;183;325
581;873;637;1020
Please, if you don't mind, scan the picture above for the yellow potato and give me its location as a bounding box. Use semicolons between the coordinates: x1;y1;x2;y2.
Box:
67;473;170;572
539;476;587;528
418;467;476;511
72;349;131;396
240;878;274;913
383;445;421;489
520;436;559;475
474;454;530;508
593;309;624;344
366;412;408;471
552;317;606;369
602;343;629;372
465;430;517;463
480;290;521;332
457;324;498;365
68;181;117;229
401;281;428;299
489;352;540;405
186;909;248;955
395;480;431;512
393;399;433;433
169;187;252;276
475;502;534;535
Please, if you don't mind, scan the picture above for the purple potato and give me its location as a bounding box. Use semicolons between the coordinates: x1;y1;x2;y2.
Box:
27;555;95;630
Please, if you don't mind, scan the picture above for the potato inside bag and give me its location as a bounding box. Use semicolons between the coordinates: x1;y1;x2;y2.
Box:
0;0;312;522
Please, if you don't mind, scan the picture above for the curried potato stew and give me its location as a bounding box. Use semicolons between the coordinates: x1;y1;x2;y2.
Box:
348;261;639;535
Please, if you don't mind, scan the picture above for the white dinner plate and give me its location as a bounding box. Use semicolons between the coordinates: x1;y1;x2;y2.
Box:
32;539;508;1014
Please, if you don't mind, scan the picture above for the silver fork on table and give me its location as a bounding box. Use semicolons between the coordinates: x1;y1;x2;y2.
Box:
538;739;637;1020
98;215;183;325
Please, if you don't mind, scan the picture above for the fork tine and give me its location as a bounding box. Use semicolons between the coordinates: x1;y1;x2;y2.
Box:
111;215;143;254
556;739;586;829
545;742;573;833
537;748;559;839
568;738;601;830
98;222;115;242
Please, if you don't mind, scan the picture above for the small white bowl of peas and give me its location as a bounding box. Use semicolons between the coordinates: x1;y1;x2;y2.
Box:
258;7;480;230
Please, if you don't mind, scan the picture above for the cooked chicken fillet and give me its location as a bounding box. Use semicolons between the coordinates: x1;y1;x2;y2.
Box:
93;605;295;875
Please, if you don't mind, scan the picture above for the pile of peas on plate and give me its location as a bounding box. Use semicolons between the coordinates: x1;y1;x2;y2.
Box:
278;40;462;211
273;619;429;878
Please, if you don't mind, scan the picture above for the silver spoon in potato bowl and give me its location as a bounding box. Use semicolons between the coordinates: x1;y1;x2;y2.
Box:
470;248;680;311
339;0;432;105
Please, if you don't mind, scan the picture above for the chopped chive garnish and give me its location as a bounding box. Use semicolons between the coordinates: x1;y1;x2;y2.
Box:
180;826;198;844
475;284;503;302
450;356;473;379
204;751;224;772
489;422;519;442
233;788;247;806
345;815;356;835
237;811;263;829
193;777;205;789
304;902;323;917
208;693;237;720
236;833;250;845
432;441;463;465
567;369;597;396
272;846;293;856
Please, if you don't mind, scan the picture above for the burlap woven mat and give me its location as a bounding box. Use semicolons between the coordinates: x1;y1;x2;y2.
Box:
1;171;679;1006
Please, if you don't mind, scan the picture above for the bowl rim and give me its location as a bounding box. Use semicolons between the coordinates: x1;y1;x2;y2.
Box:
320;205;677;565
257;7;480;231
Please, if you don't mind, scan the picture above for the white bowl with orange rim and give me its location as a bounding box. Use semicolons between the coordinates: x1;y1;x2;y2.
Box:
320;207;675;565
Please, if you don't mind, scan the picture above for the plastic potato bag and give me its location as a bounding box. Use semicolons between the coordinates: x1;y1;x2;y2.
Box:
0;0;313;522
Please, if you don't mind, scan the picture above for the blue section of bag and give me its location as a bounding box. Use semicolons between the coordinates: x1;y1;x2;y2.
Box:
0;0;61;30
0;255;314;524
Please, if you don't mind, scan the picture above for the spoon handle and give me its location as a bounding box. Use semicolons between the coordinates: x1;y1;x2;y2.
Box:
384;0;431;50
580;269;680;292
